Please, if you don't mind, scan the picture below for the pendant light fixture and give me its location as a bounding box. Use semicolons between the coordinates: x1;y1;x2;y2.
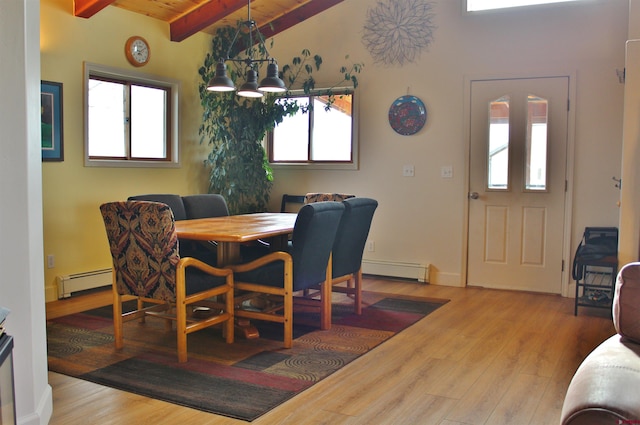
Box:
206;0;287;97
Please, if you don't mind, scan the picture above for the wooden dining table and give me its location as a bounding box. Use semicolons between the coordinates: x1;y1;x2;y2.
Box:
175;212;298;339
174;212;297;266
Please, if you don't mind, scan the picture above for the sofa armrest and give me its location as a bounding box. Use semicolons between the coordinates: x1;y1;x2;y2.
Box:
614;262;640;344
561;335;640;424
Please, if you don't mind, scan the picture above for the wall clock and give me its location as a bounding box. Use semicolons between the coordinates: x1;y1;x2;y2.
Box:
125;36;150;67
388;95;427;135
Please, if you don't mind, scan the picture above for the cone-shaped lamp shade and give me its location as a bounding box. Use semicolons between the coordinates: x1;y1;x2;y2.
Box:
259;62;287;93
237;69;263;98
207;62;235;92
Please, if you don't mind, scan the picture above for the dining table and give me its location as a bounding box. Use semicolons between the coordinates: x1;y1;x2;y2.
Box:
174;212;298;339
174;212;297;266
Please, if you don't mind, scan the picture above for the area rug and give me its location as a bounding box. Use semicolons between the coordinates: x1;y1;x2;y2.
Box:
47;291;448;422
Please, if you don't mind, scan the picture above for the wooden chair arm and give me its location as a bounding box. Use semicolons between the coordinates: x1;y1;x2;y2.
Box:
227;251;292;273
178;256;233;277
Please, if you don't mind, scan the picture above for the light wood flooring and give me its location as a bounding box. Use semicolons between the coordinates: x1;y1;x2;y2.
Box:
46;276;615;425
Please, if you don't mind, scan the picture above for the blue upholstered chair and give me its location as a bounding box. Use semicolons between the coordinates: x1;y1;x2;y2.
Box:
330;197;378;317
228;202;345;348
182;194;230;219
100;201;234;363
127;194;187;220
280;194;306;213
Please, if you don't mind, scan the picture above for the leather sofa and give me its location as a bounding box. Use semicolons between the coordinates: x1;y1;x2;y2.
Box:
560;262;640;424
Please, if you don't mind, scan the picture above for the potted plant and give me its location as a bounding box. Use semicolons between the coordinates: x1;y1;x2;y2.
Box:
198;26;362;214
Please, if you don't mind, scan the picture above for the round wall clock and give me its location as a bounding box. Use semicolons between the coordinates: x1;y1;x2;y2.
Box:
388;95;427;135
125;36;150;67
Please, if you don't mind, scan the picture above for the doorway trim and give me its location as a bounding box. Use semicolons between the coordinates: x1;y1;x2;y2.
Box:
461;71;577;297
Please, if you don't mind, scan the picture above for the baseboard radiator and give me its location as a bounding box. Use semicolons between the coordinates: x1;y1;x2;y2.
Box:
361;260;430;283
56;268;112;299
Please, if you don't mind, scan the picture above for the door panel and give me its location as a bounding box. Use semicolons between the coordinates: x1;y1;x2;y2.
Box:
467;77;568;293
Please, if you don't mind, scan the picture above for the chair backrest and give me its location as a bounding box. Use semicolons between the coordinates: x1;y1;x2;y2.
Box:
304;193;355;204
280;194;306;213
100;201;178;301
182;194;229;219
127;194;187;221
331;198;378;278
290;202;345;291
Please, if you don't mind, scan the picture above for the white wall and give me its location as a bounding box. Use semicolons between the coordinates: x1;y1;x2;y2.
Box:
268;0;628;288
0;1;52;424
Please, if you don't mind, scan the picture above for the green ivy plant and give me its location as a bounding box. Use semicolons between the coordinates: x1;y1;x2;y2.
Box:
198;26;362;214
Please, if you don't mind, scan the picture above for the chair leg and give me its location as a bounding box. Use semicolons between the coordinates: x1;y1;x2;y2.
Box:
113;288;124;350
355;268;363;315
176;300;187;363
283;256;294;348
284;292;293;348
138;297;146;323
320;256;332;330
224;291;234;344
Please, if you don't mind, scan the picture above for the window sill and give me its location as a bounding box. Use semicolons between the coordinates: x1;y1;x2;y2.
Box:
270;161;358;171
84;159;180;168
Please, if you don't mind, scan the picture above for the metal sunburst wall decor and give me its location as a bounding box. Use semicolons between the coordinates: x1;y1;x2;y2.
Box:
362;0;437;66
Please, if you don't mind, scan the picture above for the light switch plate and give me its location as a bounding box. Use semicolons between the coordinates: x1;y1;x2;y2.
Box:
441;165;453;178
403;165;415;177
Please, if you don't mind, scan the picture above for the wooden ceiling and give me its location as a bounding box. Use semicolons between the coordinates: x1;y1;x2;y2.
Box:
74;0;345;42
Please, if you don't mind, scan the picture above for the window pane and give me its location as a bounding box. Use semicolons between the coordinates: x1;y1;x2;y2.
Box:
525;95;548;190
311;95;353;161
88;79;125;157
467;0;582;12
272;97;310;161
269;92;355;165
131;85;167;159
488;96;510;189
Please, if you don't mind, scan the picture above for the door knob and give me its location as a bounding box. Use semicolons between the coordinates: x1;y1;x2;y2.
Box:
468;192;479;199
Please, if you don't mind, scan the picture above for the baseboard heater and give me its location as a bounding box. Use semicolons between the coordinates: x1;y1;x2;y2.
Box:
56;268;112;299
361;260;430;283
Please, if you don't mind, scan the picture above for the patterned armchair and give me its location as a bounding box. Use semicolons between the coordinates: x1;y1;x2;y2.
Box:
100;201;234;363
304;193;355;204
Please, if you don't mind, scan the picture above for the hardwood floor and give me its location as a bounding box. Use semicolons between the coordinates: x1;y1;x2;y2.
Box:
46;276;615;425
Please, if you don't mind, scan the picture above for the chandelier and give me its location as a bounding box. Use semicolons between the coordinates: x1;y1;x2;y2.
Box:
206;0;287;98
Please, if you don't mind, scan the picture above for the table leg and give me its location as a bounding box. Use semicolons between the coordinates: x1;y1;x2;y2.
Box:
217;242;241;266
268;234;290;252
217;242;260;339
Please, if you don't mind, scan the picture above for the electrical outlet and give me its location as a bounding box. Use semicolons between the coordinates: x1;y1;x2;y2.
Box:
47;254;55;269
441;165;453;178
367;241;375;252
403;165;415;177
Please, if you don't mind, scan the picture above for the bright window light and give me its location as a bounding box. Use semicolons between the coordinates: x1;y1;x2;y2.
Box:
467;0;583;12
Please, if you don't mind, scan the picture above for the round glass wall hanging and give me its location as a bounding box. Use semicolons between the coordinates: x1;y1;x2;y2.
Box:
388;95;427;135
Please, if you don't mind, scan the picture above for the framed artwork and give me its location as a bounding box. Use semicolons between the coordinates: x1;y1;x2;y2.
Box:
41;81;64;161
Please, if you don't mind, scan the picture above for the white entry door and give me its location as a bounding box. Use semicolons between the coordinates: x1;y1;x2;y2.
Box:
467;77;569;293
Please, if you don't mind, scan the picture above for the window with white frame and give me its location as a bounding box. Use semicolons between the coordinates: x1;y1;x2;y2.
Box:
268;90;358;170
467;0;584;11
84;63;180;167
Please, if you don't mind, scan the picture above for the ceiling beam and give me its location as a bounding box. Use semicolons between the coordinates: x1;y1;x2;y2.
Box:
258;0;345;39
74;0;117;18
170;0;247;42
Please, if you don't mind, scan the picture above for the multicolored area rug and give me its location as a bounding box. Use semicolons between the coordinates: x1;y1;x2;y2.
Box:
47;291;448;422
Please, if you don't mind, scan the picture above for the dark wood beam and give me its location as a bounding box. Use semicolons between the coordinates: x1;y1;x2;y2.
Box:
170;0;247;42
74;0;116;18
258;0;345;39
